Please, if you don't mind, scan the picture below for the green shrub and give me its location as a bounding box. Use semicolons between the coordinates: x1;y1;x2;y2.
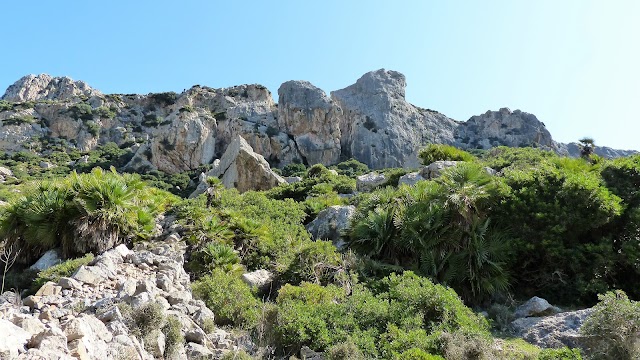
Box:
220;350;254;360
119;301;166;338
479;146;557;171
267;165;355;202
495;162;622;303
0;168;170;264
85;120;100;137
68;103;94;121
538;347;582;360
331;159;370;177
396;348;444;360
349;164;510;304
580;290;640;360
281;240;342;285
94;106;116;119
187;242;243;278
326;341;366;360
149;92;178;106
274;272;488;357
418;144;475;165
2;115;36;126
192;269;261;329
0;100;12;111
162;315;185;357
282;162;307;177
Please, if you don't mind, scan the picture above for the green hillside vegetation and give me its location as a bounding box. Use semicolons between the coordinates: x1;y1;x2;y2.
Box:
2;144;640;358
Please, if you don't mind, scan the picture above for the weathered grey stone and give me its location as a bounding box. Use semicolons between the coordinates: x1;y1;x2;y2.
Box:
356;172;386;192
29;249;62;271
300;345;325;360
511;309;592;349
185;342;214;357
306;205;355;249
398;172;425;186
241;269;274;293
514;296;557;318
0;166;13;177
15;316;46;336
2;74;102;102
278;80;342;165
58;277;82;290
285;176;303;183
331;69;459;169
72;265;106;286
35;281;62;297
0;318;31;358
197;135;285;193
148;110;217;174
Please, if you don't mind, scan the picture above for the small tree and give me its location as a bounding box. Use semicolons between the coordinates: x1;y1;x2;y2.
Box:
1;244;21;293
578;137;596;160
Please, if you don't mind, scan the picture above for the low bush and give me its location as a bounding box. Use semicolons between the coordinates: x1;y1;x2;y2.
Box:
0;168;172;264
192;269;261;329
581;290;640;360
538;347;582;360
419;144;475;165
274;272;489;358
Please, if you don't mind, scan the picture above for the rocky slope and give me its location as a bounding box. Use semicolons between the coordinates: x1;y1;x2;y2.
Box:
0;230;253;359
0;71;635;174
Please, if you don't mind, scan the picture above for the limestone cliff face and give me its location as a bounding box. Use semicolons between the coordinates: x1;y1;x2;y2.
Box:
331;69;459;169
278;80;342;165
0;71;635;176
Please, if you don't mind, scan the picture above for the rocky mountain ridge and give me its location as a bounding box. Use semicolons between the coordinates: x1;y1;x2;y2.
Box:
0;70;635;174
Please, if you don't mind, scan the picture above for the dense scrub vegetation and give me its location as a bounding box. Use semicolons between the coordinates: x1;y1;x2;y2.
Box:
2;143;640;358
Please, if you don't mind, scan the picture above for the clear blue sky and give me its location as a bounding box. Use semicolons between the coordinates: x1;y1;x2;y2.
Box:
2;1;639;150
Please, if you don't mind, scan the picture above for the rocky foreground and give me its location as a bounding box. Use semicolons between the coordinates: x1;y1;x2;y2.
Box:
0;229;253;359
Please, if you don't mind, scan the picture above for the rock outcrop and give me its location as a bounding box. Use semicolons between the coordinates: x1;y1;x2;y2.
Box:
2;74;102;102
0;70;635;177
0;235;254;359
201;135;285;193
356;172;387;192
306;205;356;249
511;309;592;349
278;80;342;165
454;108;555;150
331;69;459;169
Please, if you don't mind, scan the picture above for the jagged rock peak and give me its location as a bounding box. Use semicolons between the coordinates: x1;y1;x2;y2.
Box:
2;74;102;102
345;68;407;99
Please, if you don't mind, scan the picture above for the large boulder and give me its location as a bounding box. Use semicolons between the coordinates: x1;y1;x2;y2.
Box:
241;269;274;293
356;172;386;192
331;69;459;169
0;318;31;358
511;309;592;349
398;172;425;186
277;80;342;165
306;205;356;249
29;249;62;271
514;296;559;318
2;74;102;102
204;135;285;193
